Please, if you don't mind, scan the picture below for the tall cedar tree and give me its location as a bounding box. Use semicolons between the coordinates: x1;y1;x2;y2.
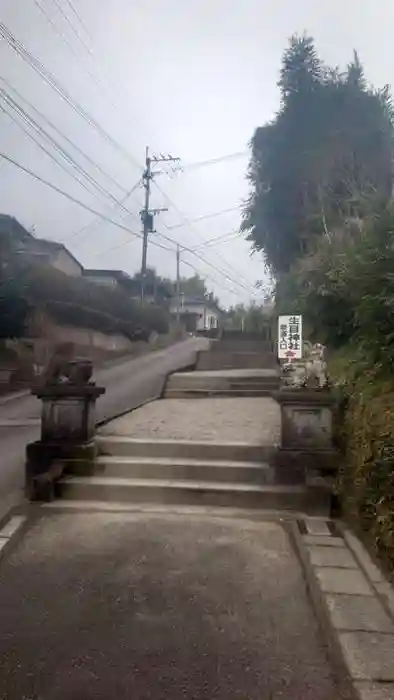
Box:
242;35;394;274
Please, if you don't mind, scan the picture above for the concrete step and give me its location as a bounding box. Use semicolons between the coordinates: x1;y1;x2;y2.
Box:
57;476;312;512
94;455;274;484
96;436;273;463
167;380;280;390
166;373;279;389
164;389;275;398
196;353;278;370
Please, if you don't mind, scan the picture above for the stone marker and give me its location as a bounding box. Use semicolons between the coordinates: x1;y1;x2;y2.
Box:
25;358;105;501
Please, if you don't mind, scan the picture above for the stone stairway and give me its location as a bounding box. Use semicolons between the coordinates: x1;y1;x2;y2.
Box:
164;369;280;398
57;434;316;512
53;331;331;515
196;350;277;370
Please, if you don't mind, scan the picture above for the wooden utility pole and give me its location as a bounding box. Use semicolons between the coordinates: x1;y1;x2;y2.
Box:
140;147;180;299
176;244;181;324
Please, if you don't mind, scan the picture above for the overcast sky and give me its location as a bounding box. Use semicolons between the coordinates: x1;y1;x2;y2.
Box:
0;0;392;307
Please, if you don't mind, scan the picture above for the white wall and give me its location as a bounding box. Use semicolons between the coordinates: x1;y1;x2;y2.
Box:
51;250;83;278
169;301;219;330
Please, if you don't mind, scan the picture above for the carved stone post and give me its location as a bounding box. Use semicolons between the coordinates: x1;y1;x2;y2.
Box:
25;359;105;501
272;388;339;512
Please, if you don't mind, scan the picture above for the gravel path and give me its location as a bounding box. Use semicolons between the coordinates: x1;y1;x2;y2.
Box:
100;397;281;445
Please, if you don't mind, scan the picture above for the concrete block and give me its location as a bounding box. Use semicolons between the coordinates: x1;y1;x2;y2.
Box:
0;515;25;538
303;535;346;547
326;594;394;633
339;631;394;680
315;567;373;595
344;530;385;584
308;546;358;568
305;518;331;536
354;681;394;699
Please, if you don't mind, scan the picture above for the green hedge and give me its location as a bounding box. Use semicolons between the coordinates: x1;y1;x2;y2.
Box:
8;262;169;339
332;359;394;574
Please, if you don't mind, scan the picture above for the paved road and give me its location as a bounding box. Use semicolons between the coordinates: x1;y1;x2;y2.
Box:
0;510;341;699
0;338;207;519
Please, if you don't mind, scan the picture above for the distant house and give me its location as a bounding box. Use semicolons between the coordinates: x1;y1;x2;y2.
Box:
20;239;83;277
169;296;222;332
0;214;83;277
83;269;173;304
83;268;131;290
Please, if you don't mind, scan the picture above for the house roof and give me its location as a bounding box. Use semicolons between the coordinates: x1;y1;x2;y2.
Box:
172;296;222;314
0;214;83;271
83;269;173;299
28;239;83;270
83;269;132;282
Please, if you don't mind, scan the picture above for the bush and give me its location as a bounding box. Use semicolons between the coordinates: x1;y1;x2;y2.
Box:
330;352;394;573
4;261;169;339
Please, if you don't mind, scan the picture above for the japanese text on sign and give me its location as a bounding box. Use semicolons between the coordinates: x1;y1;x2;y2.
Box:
277;315;303;360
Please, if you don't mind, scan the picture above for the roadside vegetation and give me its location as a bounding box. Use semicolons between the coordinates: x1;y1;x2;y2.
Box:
0;233;169;342
243;34;394;571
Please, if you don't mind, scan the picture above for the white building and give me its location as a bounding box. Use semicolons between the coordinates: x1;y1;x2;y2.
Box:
169;296;221;332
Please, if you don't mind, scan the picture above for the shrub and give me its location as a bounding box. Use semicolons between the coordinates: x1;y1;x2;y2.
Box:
3;261;168;339
331;353;394;573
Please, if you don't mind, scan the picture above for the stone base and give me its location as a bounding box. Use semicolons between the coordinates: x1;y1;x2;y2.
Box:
273;448;339;485
26;440;97;502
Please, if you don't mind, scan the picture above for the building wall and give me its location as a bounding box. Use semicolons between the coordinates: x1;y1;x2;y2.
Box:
52;250;82;277
84;274;119;288
170;301;219;331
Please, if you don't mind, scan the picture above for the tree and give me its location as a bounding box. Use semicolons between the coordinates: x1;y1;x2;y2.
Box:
0;279;29;339
242;35;394;275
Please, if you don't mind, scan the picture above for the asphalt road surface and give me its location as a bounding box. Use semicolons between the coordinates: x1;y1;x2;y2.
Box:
0;511;341;700
0;337;207;519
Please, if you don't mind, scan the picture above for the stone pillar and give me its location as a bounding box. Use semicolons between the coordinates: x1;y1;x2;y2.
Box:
272;389;338;505
25;359;105;501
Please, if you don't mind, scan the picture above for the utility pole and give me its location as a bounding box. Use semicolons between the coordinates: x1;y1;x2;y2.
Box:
140;146;151;296
176;244;180;324
140;147;180;299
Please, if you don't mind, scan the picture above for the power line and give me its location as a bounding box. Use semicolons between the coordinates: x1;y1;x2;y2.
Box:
0;149;143;238
191;230;241;250
62;0;93;43
152;181;257;294
50;0;93;58
180;257;239;298
0;76;128;195
0;90;135;210
60;178;142;244
0;102;103;202
32;0;87;68
0;21;142;170
181;151;248;171
153;227;256;296
165;206;242;229
0;150;175;258
31;2;152;162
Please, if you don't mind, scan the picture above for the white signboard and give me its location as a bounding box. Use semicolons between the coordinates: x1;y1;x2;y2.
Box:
278;315;303;360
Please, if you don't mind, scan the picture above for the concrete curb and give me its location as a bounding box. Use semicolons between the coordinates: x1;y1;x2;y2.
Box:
288;520;356;699
0;510;29;565
0;389;29;406
291;518;394;700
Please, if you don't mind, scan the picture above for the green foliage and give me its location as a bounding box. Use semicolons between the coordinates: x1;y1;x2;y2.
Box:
225;303;271;332
277;206;394;367
10;262;168;339
0;278;29;339
243;34;394;274
333;369;394;573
